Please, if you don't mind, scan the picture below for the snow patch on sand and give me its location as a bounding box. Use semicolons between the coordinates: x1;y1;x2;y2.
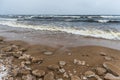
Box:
0;63;8;80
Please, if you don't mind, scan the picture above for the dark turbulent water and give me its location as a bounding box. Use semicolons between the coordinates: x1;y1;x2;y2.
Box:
0;15;120;40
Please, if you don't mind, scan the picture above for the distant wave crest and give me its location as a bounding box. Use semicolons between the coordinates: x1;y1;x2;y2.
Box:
1;15;120;23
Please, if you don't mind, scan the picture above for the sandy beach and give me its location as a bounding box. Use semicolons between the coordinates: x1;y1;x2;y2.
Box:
0;25;120;80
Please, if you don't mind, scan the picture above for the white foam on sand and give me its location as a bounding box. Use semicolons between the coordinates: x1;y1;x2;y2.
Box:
0;64;8;80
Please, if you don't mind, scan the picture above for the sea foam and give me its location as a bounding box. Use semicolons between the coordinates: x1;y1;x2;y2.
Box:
0;20;120;40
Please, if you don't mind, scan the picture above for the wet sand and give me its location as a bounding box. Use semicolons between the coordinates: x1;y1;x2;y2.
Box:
0;25;120;80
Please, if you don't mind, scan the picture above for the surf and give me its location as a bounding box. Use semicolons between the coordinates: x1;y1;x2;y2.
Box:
0;20;120;40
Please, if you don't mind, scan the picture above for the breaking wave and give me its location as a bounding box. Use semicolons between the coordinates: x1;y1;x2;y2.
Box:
0;20;120;40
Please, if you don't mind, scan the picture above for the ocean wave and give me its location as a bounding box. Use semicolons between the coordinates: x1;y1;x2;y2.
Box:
1;15;120;23
0;21;120;40
97;19;120;23
0;18;17;21
100;15;120;18
16;17;120;23
97;20;110;23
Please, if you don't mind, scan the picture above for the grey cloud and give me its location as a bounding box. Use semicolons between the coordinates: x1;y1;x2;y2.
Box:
0;0;120;15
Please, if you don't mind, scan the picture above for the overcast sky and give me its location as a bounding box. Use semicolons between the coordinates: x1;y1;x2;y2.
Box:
0;0;120;15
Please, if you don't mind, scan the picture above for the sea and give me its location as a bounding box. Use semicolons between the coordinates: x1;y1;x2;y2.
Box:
0;15;120;40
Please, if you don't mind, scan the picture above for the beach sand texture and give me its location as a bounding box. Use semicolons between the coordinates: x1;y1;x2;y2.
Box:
0;36;120;80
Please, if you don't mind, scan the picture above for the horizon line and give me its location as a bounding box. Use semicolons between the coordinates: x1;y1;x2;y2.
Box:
0;14;120;16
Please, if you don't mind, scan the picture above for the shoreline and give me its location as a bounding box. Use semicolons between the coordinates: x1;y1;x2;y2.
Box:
0;25;120;79
1;25;120;50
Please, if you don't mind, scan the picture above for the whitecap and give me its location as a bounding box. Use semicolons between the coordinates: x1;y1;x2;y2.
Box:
0;20;120;40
